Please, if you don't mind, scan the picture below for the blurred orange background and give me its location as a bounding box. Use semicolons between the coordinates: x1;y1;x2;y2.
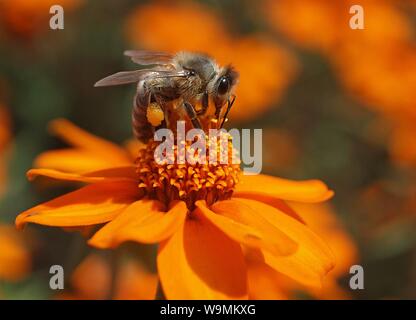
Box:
0;0;415;299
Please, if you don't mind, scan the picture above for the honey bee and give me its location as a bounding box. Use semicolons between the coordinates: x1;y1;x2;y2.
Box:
94;51;238;142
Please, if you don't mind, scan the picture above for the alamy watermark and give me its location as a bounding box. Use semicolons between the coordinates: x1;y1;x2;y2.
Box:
49;5;65;30
153;121;262;175
350;5;365;29
49;265;64;290
349;264;365;290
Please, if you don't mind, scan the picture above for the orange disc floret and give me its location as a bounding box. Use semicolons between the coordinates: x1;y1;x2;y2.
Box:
135;136;241;210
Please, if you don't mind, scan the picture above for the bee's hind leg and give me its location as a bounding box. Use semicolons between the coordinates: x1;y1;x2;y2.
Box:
183;101;203;130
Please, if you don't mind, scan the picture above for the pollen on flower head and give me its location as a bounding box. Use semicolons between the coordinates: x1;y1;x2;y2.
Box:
135;134;241;210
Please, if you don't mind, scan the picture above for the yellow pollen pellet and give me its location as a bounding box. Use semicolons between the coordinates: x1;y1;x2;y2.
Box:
146;102;164;127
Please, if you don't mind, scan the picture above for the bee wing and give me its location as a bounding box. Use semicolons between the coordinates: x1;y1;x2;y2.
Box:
94;70;151;87
124;50;174;66
94;69;187;87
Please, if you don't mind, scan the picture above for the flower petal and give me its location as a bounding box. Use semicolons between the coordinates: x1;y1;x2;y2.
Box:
123;139;146;159
287;201;358;278
34;149;130;173
157;210;248;300
233;198;335;288
89;200;187;248
234;174;334;203
246;253;290;300
15;181;139;229
48;119;129;158
197;200;297;256
27;166;138;184
234;194;305;224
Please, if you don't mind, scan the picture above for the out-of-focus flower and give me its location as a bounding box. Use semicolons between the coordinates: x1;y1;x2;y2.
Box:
58;254;157;300
0;225;31;282
265;0;416;168
265;0;412;54
16;119;335;299
332;44;416;119
266;0;416;112
0;0;82;38
125;2;298;123
265;0;339;52
266;0;414;114
125;2;230;54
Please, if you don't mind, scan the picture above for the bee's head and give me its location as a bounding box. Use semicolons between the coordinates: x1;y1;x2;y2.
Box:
210;66;239;118
175;52;239;124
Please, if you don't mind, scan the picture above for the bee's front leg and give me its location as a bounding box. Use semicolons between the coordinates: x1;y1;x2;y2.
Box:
219;94;236;128
183;101;203;129
197;92;209;116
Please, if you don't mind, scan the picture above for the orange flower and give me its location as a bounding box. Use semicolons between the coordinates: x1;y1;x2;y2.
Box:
16;119;335;299
58;254;157;300
125;2;298;123
0;0;82;38
0;225;31;282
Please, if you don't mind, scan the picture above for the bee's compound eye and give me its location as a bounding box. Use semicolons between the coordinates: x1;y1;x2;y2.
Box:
217;77;230;95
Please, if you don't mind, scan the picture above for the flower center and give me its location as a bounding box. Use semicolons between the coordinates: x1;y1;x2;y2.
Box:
135;134;241;210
